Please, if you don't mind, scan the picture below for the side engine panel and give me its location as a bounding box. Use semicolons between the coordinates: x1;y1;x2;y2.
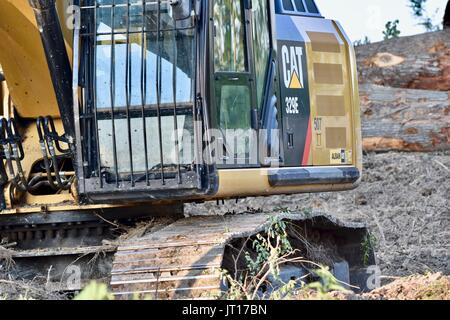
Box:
213;0;362;199
276;13;361;169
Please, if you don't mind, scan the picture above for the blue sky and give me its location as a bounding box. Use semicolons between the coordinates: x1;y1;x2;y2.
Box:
315;0;447;43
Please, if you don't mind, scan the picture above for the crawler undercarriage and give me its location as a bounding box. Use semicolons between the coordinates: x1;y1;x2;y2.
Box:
2;207;375;299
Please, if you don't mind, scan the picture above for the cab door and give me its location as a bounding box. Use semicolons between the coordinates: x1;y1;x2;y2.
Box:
211;0;256;167
211;0;273;167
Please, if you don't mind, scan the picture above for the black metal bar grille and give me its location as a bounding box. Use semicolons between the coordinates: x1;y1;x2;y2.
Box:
73;0;208;203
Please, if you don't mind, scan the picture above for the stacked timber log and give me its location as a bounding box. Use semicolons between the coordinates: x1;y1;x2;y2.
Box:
356;30;450;152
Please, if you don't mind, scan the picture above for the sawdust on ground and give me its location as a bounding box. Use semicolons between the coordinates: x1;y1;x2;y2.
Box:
186;151;450;278
1;152;448;300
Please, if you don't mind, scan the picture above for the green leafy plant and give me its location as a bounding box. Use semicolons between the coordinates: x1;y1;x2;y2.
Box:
362;233;377;267
354;36;371;47
244;217;293;277
410;0;428;17
221;217;303;300
383;20;401;40
74;282;114;300
409;0;441;31
301;266;351;300
221;216;351;300
74;281;155;300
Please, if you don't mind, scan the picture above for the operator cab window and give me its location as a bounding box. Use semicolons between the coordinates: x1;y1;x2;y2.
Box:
89;0;197;176
282;0;295;11
213;0;247;72
252;0;271;110
294;0;306;12
213;0;253;164
280;0;320;15
304;0;319;13
213;0;250;132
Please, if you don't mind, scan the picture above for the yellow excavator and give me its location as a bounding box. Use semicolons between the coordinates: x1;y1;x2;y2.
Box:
0;0;373;299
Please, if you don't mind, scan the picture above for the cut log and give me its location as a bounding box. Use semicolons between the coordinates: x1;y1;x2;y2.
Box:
356;31;450;91
360;84;450;152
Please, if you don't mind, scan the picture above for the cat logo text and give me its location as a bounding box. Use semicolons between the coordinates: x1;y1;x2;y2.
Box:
281;45;304;90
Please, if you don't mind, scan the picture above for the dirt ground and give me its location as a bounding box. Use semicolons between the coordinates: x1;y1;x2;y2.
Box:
0;277;66;300
186;151;450;279
1;151;448;300
363;273;450;300
300;273;450;300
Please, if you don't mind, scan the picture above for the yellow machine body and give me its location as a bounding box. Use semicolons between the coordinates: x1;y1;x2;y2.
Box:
0;0;362;215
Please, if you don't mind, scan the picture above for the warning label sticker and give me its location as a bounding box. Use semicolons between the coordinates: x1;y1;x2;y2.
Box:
330;149;352;165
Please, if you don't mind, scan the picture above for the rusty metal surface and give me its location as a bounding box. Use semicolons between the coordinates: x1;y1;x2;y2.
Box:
110;214;272;299
2;210;371;297
110;211;370;299
10;245;116;258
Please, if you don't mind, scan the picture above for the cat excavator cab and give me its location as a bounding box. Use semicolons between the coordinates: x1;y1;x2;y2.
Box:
0;0;372;298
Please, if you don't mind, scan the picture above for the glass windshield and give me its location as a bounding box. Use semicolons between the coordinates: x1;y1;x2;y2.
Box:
213;0;247;72
252;0;271;109
94;0;195;109
84;0;196;176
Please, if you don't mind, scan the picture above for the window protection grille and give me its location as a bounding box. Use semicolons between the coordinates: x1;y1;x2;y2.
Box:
73;0;211;202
